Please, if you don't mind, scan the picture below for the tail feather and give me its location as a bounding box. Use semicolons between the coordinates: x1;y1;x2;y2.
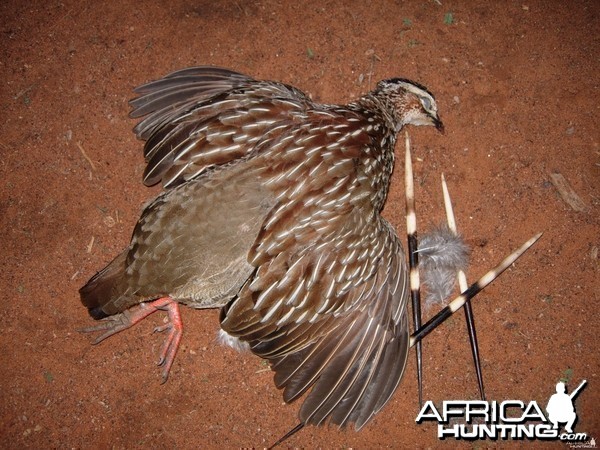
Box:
79;250;128;319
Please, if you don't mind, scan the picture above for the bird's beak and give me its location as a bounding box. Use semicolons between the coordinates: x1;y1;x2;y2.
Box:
434;116;444;134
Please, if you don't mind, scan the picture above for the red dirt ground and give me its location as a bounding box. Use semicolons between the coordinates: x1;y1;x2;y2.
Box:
1;1;598;448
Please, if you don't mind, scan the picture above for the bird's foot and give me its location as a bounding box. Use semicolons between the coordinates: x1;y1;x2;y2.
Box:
81;297;183;383
152;300;183;383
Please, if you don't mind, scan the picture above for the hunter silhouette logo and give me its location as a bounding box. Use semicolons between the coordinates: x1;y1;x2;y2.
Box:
546;380;586;434
415;379;589;441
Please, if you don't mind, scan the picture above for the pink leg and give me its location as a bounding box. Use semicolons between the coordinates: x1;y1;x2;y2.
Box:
152;299;183;384
81;297;183;383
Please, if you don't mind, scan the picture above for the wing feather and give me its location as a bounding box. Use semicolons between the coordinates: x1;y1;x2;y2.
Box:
224;226;409;428
220;121;410;428
128;66;312;187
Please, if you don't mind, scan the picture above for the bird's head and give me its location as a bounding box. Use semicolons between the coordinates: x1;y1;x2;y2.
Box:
373;78;444;133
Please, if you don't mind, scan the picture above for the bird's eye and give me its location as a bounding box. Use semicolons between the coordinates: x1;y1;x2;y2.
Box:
420;96;433;111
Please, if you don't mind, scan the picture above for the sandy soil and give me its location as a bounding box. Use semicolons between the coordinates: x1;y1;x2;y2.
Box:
1;1;598;448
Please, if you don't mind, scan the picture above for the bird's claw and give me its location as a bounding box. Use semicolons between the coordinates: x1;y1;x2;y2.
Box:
82;297;183;383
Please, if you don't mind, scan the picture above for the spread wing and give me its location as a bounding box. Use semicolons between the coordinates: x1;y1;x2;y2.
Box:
220;112;410;429
129;66;312;188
